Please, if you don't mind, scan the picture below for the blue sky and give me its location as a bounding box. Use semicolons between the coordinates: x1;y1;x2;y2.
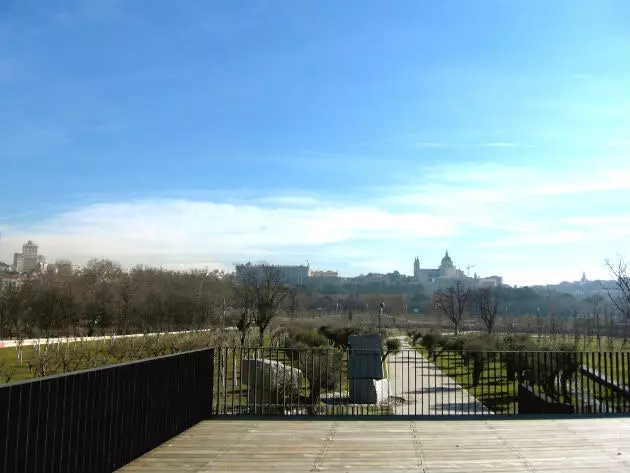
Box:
1;0;629;285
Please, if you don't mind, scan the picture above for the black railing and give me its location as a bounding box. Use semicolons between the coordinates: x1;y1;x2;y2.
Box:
213;347;630;416
0;348;214;473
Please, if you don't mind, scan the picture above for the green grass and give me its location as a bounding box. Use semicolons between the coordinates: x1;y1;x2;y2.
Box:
0;345;38;383
416;344;630;414
418;347;519;414
0;331;223;384
534;335;630;352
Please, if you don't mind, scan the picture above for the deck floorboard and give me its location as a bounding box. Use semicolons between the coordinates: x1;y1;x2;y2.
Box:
117;418;630;472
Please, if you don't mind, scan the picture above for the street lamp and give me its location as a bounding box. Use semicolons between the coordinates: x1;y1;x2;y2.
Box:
379;301;385;332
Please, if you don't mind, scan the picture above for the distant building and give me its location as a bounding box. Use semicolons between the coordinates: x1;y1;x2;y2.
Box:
0;273;25;292
13;253;23;272
413;251;465;285
13;240;42;273
310;270;339;279
235;263;310;285
22;240;39;272
47;259;73;276
478;278;499;289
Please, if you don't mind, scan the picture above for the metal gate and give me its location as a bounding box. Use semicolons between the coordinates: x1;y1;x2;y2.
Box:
212;346;630;416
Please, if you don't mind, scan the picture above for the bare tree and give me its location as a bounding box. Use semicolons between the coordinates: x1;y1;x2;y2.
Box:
434;280;470;335
603;258;630;345
475;288;500;334
252;265;289;345
233;279;256;345
234;264;289;345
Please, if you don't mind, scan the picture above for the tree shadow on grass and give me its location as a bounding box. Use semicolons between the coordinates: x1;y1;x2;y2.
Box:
407;386;461;395
476;393;518;413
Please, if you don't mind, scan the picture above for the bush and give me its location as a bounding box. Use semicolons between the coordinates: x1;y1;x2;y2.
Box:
385;337;402;352
498;334;535;351
287;328;330;348
298;348;343;414
382;338;402;362
421;332;446;361
318;326;368;349
408;330;423;346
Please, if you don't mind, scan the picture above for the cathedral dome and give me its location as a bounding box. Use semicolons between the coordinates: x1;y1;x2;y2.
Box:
440;250;454;268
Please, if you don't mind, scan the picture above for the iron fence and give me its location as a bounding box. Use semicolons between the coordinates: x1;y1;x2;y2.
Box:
0;348;214;473
213;347;630;416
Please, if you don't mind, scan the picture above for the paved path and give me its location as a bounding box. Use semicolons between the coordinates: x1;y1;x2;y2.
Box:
386;337;492;415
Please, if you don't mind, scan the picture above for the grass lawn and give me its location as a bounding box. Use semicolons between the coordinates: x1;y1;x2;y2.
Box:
0;345;38;383
416;343;630;414
417;347;519;414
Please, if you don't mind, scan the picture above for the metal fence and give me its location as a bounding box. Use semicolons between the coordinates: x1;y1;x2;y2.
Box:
213;347;630;416
0;348;214;473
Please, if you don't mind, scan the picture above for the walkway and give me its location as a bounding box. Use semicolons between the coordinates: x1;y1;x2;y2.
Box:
386;338;492;415
118;418;630;472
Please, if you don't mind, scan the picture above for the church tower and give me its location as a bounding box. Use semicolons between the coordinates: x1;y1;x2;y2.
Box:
413;257;420;281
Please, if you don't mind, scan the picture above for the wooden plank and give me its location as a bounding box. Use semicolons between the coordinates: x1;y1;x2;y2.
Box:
117;418;630;473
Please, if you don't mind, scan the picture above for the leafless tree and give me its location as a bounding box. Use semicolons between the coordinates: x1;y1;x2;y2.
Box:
475;288;500;334
233;264;289;345
252;265;290;345
233;278;256;345
434;280;470;335
603;258;630;345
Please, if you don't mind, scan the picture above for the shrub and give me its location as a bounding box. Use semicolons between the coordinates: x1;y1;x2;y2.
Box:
499;334;535;351
318;326;367;349
421;332;446;361
408;330;423;346
298;348;343;414
382;338;402;362
288;328;330;348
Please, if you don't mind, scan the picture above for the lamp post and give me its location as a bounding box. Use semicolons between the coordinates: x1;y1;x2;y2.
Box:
379;301;385;333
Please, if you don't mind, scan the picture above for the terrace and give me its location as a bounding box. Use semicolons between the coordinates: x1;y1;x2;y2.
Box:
2;337;630;473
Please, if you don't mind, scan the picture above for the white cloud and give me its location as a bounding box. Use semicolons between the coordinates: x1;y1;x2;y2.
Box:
258;196;320;206
2;159;629;285
0;199;457;269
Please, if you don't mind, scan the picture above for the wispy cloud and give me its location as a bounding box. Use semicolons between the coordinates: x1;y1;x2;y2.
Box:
2;158;629;284
0;199;457;268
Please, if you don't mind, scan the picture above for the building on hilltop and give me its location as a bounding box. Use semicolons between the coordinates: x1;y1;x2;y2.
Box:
235;262;310;285
413;250;465;285
310;270;339;279
413;251;503;291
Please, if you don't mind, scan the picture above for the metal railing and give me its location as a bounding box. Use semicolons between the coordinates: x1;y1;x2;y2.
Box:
0;348;214;473
213;347;630;416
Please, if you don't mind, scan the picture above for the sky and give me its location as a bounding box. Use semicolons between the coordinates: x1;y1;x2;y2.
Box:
1;0;629;286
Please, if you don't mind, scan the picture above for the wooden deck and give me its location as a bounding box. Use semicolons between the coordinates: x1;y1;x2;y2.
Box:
118;418;630;472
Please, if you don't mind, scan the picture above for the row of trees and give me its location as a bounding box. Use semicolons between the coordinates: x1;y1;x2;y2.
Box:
0;259;234;339
433;259;630;344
